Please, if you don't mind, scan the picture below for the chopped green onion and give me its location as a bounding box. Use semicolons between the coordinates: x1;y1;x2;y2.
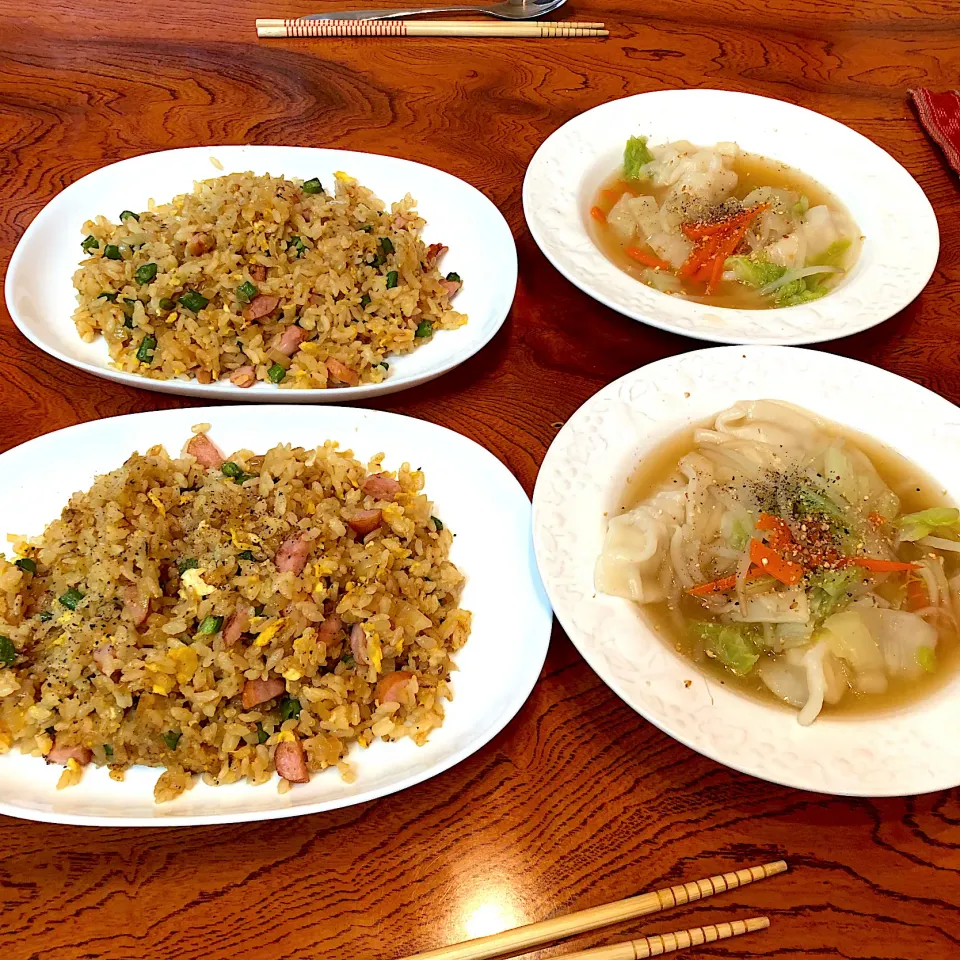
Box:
38;611;53;622
158;297;176;311
359;294;371;308
380;237;394;256
279;696;301;722
236;281;258;303
59;587;85;610
103;244;122;260
253;605;265;616
136;334;157;364
386;271;399;289
379;361;389;371
124;317;134;329
288;236;307;258
256;722;269;745
340;653;355;667
268;363;286;384
237;550;256;561
134;263;158;285
161;730;182;750
178;290;209;312
197;615;224;635
917;646;937;673
302;178;324;194
221;462;254;485
119;210;140;222
415;320;433;338
0;636;16;666
361;225;373;233
177;557;199;574
15;558;36;574
445;271;461;283
98;292;119;302
431;516;443;531
103;744;114;759
368;252;386;268
81;235;99;254
121;298;137;316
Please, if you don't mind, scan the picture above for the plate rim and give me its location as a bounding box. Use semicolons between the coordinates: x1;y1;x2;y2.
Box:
6;144;518;404
522;88;940;347
0;403;552;826
532;345;960;797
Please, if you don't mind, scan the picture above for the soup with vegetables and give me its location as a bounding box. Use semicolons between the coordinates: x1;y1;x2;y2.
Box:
588;137;862;309
595;401;959;723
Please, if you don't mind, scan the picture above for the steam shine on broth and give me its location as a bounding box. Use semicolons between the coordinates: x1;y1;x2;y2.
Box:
589;137;861;309
596;402;959;723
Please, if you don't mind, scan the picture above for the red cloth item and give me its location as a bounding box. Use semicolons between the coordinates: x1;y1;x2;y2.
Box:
909;88;960;174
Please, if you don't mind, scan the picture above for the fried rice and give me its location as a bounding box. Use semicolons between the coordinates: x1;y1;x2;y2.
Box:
0;429;470;802
71;171;467;389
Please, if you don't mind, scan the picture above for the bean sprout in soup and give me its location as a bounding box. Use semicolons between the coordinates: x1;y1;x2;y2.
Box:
595;401;959;724
588;137;862;309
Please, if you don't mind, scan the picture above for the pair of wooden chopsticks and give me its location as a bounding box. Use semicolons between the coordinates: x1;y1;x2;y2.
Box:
396;860;786;960
256;19;608;37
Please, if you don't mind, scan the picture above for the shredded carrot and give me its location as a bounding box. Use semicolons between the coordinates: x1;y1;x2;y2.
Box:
679;232;721;278
756;513;794;552
681;203;771;240
679;204;770;292
590;205;607;224
687;575;739;596
624;246;672;270
686;566;767;596
868;512;887;528
844;557;921;573
705;221;753;294
749;540;804;586
906;576;929;611
600;189;621;203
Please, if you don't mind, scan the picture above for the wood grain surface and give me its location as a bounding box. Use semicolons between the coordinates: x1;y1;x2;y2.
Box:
1;0;959;957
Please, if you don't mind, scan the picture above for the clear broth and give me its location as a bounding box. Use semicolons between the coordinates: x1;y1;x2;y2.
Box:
589;151;861;310
618;418;959;717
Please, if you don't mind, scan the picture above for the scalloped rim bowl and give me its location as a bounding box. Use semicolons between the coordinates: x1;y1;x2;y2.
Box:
6;146;517;403
0;405;552;825
532;346;960;796
522;89;939;346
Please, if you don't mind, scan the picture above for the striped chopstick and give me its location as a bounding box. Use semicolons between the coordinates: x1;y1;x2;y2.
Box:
537;916;770;960
395;861;786;960
255;18;608;38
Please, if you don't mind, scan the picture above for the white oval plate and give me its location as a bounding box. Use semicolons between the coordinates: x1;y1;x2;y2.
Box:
6;146;517;402
0;406;551;825
533;346;960;796
523;90;939;346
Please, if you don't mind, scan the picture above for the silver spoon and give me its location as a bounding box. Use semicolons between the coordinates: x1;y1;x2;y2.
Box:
302;0;568;21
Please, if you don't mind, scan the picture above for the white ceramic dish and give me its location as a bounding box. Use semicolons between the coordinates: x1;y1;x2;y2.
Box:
532;346;960;796
6;146;517;402
0;406;551;825
522;89;939;346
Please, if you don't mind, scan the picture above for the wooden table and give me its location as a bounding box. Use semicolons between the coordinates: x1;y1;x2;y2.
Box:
2;1;959;957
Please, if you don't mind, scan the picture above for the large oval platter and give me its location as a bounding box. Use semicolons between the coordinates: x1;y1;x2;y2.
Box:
0;405;551;825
